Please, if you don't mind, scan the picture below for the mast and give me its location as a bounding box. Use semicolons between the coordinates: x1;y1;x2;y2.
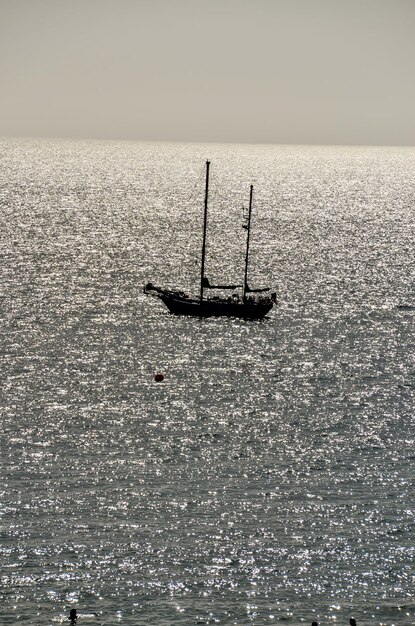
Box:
243;184;253;303
200;160;210;303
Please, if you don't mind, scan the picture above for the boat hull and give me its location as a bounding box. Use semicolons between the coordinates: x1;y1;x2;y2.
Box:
160;294;273;319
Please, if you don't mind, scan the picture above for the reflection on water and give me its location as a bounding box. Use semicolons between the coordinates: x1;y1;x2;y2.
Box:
0;138;414;625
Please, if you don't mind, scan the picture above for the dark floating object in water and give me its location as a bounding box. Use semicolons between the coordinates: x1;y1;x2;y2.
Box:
350;619;357;626
69;608;77;623
396;304;415;310
144;161;276;319
154;372;164;382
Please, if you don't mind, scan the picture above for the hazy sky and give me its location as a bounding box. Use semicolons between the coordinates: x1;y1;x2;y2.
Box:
1;0;414;145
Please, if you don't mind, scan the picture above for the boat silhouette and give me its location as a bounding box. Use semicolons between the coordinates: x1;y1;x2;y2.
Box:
144;161;276;319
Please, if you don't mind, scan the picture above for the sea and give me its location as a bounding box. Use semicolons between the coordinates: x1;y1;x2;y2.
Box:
0;138;414;626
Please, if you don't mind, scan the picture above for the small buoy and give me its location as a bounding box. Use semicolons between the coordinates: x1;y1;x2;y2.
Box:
154;372;164;382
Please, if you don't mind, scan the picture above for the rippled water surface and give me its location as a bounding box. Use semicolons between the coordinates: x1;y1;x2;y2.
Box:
1;138;414;625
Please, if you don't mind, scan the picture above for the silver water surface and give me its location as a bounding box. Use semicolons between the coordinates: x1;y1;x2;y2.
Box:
1;138;414;625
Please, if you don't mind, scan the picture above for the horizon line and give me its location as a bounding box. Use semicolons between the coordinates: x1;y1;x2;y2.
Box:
1;133;415;150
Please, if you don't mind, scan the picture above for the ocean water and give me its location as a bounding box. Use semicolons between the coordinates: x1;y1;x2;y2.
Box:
0;138;414;626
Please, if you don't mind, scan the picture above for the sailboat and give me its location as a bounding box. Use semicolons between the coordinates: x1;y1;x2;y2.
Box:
144;160;276;319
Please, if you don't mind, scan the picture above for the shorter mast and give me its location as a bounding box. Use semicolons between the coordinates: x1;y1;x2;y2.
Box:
243;185;253;303
200;160;210;303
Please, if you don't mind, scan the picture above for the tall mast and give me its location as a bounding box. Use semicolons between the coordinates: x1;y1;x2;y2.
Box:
243;184;253;303
200;160;210;302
